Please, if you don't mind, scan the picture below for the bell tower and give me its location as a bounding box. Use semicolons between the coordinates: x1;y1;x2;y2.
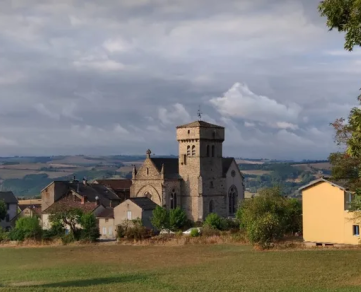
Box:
176;120;225;221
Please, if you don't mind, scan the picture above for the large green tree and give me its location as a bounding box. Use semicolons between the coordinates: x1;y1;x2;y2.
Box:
319;0;361;51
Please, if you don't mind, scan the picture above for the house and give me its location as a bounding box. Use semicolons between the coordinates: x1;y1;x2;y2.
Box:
93;179;132;202
42;196;104;230
300;177;360;246
113;197;158;230
0;191;18;231
97;208;116;240
41;177;121;212
130;120;245;221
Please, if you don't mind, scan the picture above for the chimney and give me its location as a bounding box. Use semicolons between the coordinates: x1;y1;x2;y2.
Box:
95;196;100;206
83;177;87;185
77;182;80;193
81;195;87;205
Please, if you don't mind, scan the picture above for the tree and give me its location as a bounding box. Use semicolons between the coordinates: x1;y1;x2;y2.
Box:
204;213;224;230
169;207;187;231
49;208;83;236
319;0;361;51
80;213;99;242
0;200;6;222
9;217;42;241
151;206;169;230
236;187;300;247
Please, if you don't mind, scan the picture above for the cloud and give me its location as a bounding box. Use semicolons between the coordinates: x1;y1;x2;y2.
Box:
0;0;359;159
209;83;302;124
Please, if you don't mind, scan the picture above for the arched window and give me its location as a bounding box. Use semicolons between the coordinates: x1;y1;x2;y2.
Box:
209;200;214;213
210;181;214;188
187;145;190;156
228;186;238;215
170;189;177;209
192;145;195;156
206;145;210;157
211;145;215;157
146;168;149;175
212;131;216;139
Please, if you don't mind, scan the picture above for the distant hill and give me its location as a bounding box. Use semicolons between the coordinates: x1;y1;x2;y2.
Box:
0;156;330;198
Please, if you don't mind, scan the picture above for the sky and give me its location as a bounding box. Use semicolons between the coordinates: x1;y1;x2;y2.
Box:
0;0;360;160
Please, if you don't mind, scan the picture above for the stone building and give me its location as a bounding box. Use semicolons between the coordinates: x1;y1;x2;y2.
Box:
130;120;244;221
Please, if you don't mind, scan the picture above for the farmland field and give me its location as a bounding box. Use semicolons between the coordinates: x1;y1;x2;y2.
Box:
0;244;361;291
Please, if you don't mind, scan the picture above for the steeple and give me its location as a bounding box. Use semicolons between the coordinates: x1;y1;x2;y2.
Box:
146;149;151;159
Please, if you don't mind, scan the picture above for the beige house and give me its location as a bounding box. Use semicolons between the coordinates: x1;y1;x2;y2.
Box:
97;208;116;240
130;120;245;221
300;178;360;246
114;197;158;230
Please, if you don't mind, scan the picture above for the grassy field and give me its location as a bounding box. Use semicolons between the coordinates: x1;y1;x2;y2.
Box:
0;244;361;292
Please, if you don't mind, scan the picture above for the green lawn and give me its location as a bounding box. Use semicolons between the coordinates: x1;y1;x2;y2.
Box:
0;244;361;291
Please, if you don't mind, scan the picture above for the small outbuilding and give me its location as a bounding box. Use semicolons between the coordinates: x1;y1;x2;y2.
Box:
114;197;158;230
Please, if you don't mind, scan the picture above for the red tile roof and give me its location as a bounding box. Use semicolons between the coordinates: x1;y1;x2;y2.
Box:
42;197;100;214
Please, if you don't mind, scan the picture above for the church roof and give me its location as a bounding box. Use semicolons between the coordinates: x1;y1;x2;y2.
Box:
176;120;224;129
150;158;179;179
222;158;235;175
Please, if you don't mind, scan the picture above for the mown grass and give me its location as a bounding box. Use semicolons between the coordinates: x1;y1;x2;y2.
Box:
1;244;361;291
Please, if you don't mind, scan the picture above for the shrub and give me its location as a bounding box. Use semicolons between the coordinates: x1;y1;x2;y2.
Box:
61;233;76;245
151;206;169;230
125;225;153;240
223;218;240;231
236;187;300;248
0;228;8;243
117;225;126;239
202;226;220;237
169;207;187;231
204;213;224;230
80;213;99;242
190;228;200;237
11;217;42;241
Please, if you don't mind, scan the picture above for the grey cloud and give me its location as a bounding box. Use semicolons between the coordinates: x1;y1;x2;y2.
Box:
0;0;358;159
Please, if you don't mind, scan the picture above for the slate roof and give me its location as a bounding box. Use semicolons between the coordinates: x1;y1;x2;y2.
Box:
298;177;349;192
95;179;132;190
97;207;114;218
129;197;159;210
50;181;120;207
42;196;101;214
150;158;179;179
0;191;18;204
176;120;224;129
222;158;234;176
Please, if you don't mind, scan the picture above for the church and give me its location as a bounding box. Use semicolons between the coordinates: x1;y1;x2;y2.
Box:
130;120;244;221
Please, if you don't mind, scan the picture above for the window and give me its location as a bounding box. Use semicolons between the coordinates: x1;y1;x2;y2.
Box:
105;218;109;223
102;227;107;235
192;145;195;156
170;189;177;209
353;225;360;236
210;181;214;188
187;145;190;156
108;227;113;236
212;131;216;139
206;145;210;157
209;200;214;213
188;130;190;134
146;168;149;175
183;154;187;165
228;186;238;215
211;145;215;157
231;170;236;177
127;211;132;220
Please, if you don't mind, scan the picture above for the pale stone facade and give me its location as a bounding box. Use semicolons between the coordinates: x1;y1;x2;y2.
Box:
130;120;244;221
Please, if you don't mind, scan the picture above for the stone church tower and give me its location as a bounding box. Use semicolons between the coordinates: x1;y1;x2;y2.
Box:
177;121;227;221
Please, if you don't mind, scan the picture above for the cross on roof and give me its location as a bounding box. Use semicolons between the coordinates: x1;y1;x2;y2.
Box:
197;106;202;121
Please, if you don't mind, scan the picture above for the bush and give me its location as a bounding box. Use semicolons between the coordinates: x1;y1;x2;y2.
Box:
202;226;220;237
125;224;153;240
169;207;187;231
117;225;126;239
61;233;76;245
190;228;200;237
204;213;224;230
236;187;300;248
11;217;42;241
151;206;169;230
0;228;8;243
223;218;240;230
79;213;99;242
